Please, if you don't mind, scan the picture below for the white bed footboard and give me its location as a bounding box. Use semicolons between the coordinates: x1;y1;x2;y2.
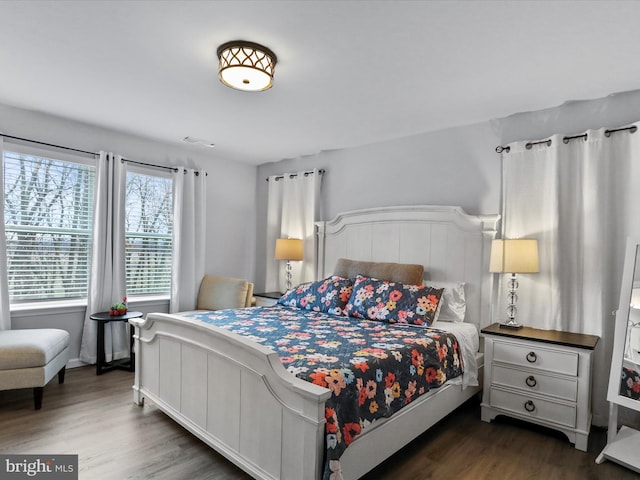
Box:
130;313;331;480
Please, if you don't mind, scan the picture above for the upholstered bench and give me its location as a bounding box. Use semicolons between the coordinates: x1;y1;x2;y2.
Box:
0;329;70;409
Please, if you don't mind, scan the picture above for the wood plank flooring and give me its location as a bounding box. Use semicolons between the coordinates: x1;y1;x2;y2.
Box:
0;366;637;480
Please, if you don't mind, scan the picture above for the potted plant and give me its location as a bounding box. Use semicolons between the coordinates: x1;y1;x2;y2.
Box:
109;297;128;316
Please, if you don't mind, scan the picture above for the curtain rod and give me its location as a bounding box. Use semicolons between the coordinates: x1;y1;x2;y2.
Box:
1;132;206;175
265;168;325;182
123;158;207;176
495;125;638;153
605;125;638;137
1;133;98;156
121;158;179;173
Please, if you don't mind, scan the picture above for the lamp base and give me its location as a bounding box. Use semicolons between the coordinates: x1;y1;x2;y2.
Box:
499;320;523;329
285;260;293;292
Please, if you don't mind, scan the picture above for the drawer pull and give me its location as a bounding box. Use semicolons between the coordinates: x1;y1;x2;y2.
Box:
524;400;536;412
525;375;537;388
526;351;537;363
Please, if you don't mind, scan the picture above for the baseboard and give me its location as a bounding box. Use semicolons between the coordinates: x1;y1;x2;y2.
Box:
67;358;89;369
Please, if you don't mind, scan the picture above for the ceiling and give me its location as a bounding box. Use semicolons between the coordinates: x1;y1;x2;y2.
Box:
1;1;640;165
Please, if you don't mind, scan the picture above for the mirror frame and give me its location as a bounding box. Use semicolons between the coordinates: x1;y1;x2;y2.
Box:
607;236;640;410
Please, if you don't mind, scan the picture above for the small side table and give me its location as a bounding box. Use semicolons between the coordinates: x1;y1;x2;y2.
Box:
89;310;143;375
253;292;282;307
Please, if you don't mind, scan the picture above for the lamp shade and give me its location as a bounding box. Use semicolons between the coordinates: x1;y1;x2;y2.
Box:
274;238;303;261
217;41;277;92
631;287;640;309
489;239;539;274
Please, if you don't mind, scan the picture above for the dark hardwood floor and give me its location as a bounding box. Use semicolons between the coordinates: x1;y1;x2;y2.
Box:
0;366;637;480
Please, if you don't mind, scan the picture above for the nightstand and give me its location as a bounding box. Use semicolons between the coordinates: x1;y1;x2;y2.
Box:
481;323;599;451
253;291;282;307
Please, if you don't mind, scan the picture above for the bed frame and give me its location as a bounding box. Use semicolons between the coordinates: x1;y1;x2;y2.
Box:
131;205;499;480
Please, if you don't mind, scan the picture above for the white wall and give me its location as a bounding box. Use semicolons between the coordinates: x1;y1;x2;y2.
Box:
254;120;502;292
491;89;640;146
0;102;257;364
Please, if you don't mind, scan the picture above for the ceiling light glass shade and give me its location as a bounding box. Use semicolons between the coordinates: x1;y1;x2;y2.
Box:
217;41;277;92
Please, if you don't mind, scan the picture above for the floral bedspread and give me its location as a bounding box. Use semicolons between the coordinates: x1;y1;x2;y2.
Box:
183;305;463;480
621;366;640;400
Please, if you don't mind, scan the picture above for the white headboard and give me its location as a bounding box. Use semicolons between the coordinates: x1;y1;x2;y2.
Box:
316;205;500;329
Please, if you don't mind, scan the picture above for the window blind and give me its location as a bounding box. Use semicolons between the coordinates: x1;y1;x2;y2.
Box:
125;171;173;295
3;151;95;302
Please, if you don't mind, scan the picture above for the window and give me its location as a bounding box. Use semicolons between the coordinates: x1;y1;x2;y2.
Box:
125;169;173;296
3;148;95;302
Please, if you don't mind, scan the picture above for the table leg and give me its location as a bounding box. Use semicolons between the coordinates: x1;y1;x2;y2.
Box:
96;321;106;375
128;323;135;372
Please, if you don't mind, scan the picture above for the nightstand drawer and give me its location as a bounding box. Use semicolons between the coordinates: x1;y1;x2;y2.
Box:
492;364;578;402
490;387;577;428
493;341;578;376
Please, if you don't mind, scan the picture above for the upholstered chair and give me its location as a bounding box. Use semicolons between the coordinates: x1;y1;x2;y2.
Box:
196;275;254;311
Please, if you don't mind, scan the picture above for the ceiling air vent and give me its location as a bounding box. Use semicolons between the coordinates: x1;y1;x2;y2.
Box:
182;136;215;148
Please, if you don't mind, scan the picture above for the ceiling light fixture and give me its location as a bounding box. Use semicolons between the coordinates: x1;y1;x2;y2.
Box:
216;40;277;92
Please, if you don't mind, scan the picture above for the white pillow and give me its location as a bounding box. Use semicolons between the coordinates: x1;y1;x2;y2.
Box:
423;281;466;322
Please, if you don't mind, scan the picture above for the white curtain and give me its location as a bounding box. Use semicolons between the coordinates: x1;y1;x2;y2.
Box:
500;127;638;336
265;169;322;292
0;138;10;330
79;152;128;363
170;168;206;313
500;125;640;424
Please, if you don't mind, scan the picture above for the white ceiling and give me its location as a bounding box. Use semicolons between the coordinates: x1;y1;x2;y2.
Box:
1;0;640;165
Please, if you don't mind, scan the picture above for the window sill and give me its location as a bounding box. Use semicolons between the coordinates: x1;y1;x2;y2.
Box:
10;299;87;317
127;295;170;307
9;295;170;317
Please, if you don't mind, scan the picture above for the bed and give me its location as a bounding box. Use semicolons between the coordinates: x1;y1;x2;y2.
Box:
130;205;500;480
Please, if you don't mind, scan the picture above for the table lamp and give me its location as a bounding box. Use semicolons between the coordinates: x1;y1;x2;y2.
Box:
274;238;303;291
490;238;539;329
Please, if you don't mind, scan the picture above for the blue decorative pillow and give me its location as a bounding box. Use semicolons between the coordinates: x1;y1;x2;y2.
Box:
345;275;444;326
278;276;354;316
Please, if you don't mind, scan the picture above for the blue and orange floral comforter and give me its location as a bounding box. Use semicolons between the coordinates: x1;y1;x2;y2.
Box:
621;366;640;400
183;305;463;480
